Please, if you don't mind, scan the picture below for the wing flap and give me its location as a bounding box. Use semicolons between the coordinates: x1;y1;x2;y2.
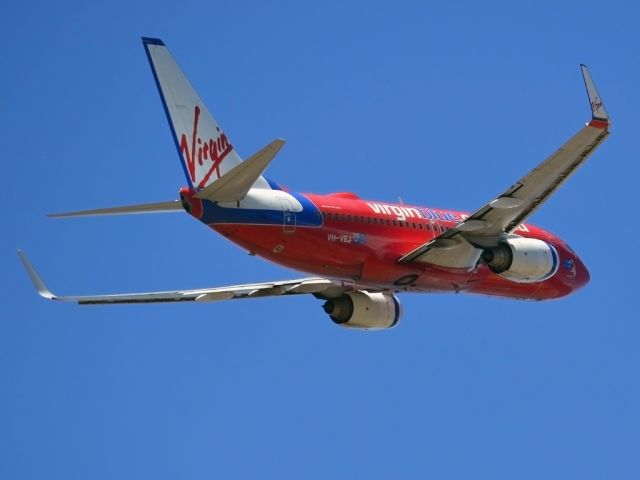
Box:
400;234;482;268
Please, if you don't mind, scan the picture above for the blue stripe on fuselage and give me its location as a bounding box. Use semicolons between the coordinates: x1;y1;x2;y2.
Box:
199;192;323;227
264;176;282;190
291;193;323;226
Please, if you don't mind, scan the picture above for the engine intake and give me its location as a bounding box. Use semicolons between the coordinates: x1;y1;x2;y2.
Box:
322;291;401;330
482;237;559;283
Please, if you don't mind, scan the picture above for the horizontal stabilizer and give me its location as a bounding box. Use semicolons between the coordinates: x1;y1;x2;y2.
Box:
195;139;285;203
48;200;182;218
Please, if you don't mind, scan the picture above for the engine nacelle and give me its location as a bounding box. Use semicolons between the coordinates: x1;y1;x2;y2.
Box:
322;291;402;330
482;237;559;283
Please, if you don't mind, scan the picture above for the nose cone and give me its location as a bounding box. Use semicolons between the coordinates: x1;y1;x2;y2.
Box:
573;255;591;290
548;240;591;298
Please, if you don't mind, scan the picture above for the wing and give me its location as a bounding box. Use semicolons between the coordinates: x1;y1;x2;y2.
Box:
399;65;610;266
18;250;349;305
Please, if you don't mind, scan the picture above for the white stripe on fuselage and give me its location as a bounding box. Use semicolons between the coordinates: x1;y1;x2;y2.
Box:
218;189;303;211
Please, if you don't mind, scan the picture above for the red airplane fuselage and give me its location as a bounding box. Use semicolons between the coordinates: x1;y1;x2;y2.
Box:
182;189;589;300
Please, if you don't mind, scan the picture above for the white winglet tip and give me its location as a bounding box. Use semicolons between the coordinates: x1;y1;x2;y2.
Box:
17;250;57;300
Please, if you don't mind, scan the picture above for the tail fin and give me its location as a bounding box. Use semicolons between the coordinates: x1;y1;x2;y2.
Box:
142;37;271;190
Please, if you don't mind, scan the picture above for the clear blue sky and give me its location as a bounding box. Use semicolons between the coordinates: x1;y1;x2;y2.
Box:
2;1;639;478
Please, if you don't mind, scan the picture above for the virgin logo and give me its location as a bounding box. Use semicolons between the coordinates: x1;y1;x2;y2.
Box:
591;97;604;113
179;106;233;188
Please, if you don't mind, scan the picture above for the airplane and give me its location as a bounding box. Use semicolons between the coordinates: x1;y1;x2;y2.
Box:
18;37;611;330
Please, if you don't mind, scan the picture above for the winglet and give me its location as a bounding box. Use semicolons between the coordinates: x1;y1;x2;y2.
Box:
580;64;610;128
17;250;57;300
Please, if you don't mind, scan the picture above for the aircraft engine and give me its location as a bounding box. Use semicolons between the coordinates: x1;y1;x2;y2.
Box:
481;237;559;283
322;291;402;330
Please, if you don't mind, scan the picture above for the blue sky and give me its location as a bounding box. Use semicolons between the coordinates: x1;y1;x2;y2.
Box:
2;1;639;478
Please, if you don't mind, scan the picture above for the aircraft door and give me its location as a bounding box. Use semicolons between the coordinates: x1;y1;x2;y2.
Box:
279;198;296;234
